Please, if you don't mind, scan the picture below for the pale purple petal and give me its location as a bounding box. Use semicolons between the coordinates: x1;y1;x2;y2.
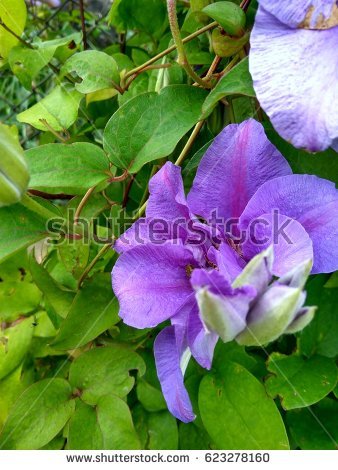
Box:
154;326;195;423
242;213;313;276
250;8;338;151
114;218;150;253
187;119;291;220
239;175;338;273
112;243;197;328
258;0;338;28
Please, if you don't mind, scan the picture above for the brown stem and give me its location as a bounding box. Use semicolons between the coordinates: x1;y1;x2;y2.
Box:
0;20;33;49
108;168;130;183
74;186;96;225
39;119;69;142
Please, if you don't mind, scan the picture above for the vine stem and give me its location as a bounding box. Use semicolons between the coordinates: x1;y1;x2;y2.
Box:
175;120;205;166
77;243;113;289
0;20;33;49
74;186;96;225
124;21;218;80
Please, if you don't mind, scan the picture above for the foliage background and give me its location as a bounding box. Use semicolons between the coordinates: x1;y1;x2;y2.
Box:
0;0;337;450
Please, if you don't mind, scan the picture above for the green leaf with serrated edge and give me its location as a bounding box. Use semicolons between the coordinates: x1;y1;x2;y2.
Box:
0;204;47;263
29;256;75;322
0;0;27;60
97;395;141;450
61;51;120;94
266;353;337;410
103;85;207;173
69;345;145;405
286;399;338;450
0;280;41;322
17;85;82;131
199;362;289;450
26;142;110;195
52;273;119;350
202;58;255;118
0;318;33;380
0;378;75;450
299;275;338;358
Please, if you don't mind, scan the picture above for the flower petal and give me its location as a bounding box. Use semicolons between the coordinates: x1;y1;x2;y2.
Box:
208;243;245;283
239;175;338;273
258;0;338;29
242;213;313;276
154;326;195;423
112;243;196;328
187;119;291;220
250;8;338;151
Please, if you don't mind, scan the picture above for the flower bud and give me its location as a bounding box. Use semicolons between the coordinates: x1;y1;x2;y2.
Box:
233;246;273;294
211;28;249;58
285;306;317;334
203;1;246;37
236;285;305;346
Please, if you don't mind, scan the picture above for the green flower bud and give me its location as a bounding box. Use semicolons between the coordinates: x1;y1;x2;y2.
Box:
211;28;249;58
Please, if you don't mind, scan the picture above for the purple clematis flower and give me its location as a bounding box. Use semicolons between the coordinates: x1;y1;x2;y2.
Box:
249;0;338;152
112;118;338;422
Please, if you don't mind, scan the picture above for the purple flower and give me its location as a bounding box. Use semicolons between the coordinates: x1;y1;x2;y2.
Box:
112;119;338;422
249;0;338;152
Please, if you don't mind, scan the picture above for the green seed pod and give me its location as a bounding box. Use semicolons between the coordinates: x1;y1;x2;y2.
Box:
190;0;211;24
203;1;246;37
0;124;29;207
211;28;249;58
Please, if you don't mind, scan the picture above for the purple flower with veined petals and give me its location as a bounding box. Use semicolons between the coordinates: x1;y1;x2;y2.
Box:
112;118;338;422
249;0;338;152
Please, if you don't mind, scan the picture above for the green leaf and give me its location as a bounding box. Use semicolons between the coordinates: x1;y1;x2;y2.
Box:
0;0;27;60
103;85;208;173
29;256;75;322
147;411;178;450
0;378;75;449
17;85;82;131
0;367;25;429
67;400;104;449
136;379;167;413
199;361;289;450
299;276;338;358
0;318;33;381
203;1;246;36
26;142;110;195
0;280;41;322
69;345;145;405
266;353;337;410
96;395;141;450
202;58;255;117
53;273;120;350
61;51;120;94
8;46;54;90
287;399;338;450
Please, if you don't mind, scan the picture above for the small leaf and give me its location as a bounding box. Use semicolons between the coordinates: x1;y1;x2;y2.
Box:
203;1;246;36
287;399;338;450
103;85;207;173
17;85;82;131
266;353;337;409
0;318;33;380
69;345;145;405
0;280;41;322
147;411;178;450
0;378;75;449
67;400;103;450
202;58;255;117
199;361;289;449
26;142;110;195
0;0;27;60
61;51;120;94
52;273;120;350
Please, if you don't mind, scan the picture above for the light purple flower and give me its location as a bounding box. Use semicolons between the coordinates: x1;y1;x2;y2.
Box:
249;0;338;152
112;118;338;422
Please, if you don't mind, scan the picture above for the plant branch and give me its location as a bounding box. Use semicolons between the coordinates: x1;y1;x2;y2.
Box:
0;20;33;49
77;243;113;289
74;186;96;225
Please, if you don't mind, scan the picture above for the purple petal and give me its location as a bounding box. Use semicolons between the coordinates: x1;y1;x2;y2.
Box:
154;326;195;423
187;119;291;220
258;1;338;29
112;243;196;328
242;213;313;276
114;218;150;254
147;162;190;220
250;8;338;151
208;243;245;283
239;175;338;273
190;268;234;295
